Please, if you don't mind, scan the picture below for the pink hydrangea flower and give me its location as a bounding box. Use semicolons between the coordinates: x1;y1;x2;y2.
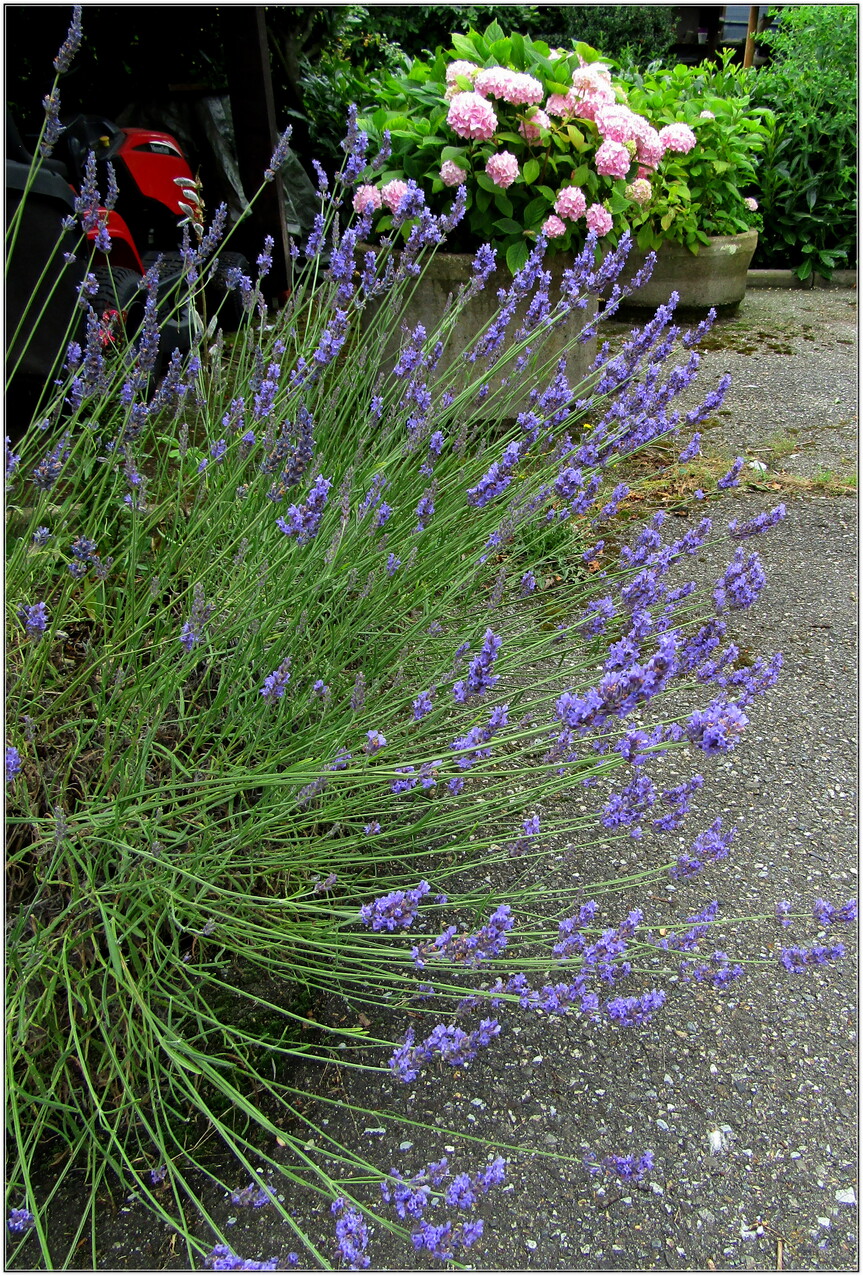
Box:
447;91;498;141
595;139;632;180
519;108;551;143
545;91;578;118
542;214;567;239
554;185;587;220
624;177;652;207
585;203;613;236
474;67;544;106
636;129;665;169
485;151;520;189
595;104;642;144
474;66;516;99
446;59;480;86
440;160;467;188
658;122;697;154
499;71;545;106
572;91;614;122
380;180;409;213
744;196;759;211
352;184;382;214
572;61;613;91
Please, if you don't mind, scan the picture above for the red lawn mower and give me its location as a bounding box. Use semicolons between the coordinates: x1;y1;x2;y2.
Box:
6;110;246;426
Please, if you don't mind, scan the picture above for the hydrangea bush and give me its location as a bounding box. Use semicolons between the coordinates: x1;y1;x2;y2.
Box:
4;13;854;1271
620;50;773;251
357;19;699;271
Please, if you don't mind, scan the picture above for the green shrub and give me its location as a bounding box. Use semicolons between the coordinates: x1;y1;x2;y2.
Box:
750;4;858;278
535;4;679;68
620;53;772;250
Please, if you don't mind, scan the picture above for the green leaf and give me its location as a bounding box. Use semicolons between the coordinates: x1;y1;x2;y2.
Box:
510;32;525;71
494;217;524;235
506;240;530;274
476;172;498;193
523;195;551;223
483;19;506;43
450;33;481;61
522;158;540;185
494;190;514;218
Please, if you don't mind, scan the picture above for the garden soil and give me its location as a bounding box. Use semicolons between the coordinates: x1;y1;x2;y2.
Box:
14;287;857;1273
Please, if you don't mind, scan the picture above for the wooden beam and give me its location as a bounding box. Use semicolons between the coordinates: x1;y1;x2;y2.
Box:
743;6;760;67
220;6;291;291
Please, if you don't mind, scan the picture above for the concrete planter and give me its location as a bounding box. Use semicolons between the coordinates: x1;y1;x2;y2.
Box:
369;250;598;415
618;230;759;316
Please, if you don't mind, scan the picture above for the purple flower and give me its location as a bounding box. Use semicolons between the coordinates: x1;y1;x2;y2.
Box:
7;1207;35;1234
412;905;513;969
444;1173;477;1209
414;489;436;532
682;950;744;989
53;5;83;72
713;548;767;611
359;880;430;931
775;900;792;927
179;583;214;652
364;729;386;754
32;434;70;491
389;1018;501;1082
260;658;292;702
812;898;857;927
779;943;845;973
18;601;49;638
412;690;434;721
149;1164;168;1185
276;474;332;544
6;436;21;485
264;126;293;182
717;457;745;490
727;503;787;539
595;1149;655;1182
520;570;536;595
203;1244;279;1271
331;1198;371;1270
230;1183;274;1208
678;433;701;462
685;697;748;754
453;629;502;703
256;236;274;279
604;989;666;1026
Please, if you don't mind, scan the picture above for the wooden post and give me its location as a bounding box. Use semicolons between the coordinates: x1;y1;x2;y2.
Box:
743;6;760;67
220;6;291;292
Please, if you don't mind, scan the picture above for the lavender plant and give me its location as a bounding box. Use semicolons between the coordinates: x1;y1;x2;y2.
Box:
4;25;855;1272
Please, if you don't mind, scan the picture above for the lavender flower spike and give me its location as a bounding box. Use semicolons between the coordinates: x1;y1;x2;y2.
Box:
53;6;83;73
264;126;293;182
